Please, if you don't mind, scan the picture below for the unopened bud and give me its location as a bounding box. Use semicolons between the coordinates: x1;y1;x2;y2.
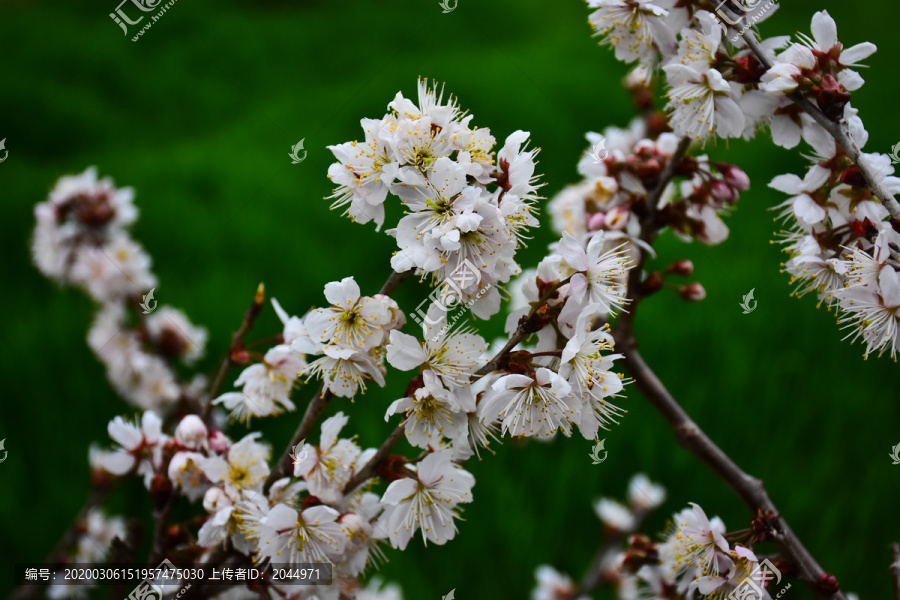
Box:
639;272;664;296
231;349;250;364
665;259;694;277
710;179;738;203
208;430;231;454
817;574;840;594
587;212;606;231
679;282;706;302
175;415;208;449
716;163;751;191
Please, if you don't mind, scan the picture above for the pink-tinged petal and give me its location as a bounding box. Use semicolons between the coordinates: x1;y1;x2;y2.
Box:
385;330;428;371
811;11;837;50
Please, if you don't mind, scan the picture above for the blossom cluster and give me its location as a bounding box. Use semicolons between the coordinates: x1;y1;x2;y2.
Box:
32;167;209;410
758;12;900;359
586;2;900;359
27;79;640;600
327;79;542;320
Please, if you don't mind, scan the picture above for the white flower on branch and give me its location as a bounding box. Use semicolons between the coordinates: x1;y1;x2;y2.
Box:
254;503;347;564
99;411;166;488
835;265;900;359
557;231;634;330
199;433;270;499
214;344;304;422
306;276;391;350
378;450;474;549
559;305;627;439
292;411;365;504
481;367;578;439
662;14;745;142
531;564;588;600
385;370;470;449
386;321;487;390
586;0;678;66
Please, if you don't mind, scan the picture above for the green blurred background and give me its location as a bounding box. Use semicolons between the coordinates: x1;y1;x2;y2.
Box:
1;0;898;598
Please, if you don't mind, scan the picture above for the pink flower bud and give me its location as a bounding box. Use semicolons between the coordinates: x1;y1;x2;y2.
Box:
587;212;607;231
666;259;694;277
719;164;750;191
679;282;706;302
208;429;231;454
710;180;737;203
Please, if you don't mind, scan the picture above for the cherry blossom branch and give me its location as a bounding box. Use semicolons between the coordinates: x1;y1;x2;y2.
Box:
148;488;180;563
343;424;405;495
204;282;267;418
891;543;900;600
613;339;845;599
262;268;415;494
344;291;550;494
740;30;900;219
263;384;332;493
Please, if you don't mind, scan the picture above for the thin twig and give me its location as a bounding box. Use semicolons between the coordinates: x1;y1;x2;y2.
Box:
741;30;900;218
613;341;845;600
204;282;267;419
148;490;180;564
343;424;406;495
263;385;332;493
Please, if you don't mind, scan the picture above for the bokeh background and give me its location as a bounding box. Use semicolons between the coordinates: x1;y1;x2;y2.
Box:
1;0;898;598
